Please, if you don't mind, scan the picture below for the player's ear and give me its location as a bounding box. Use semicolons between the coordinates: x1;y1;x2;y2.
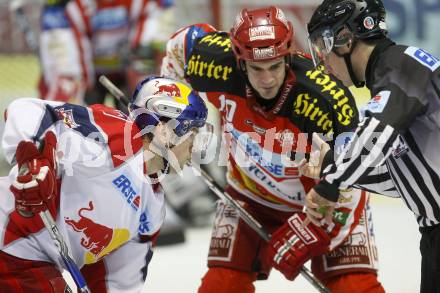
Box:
334;27;354;55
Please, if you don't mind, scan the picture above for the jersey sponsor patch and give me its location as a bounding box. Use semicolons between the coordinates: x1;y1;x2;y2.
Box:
404;47;440;72
392;135;409;159
112;174;141;211
208;202;240;261
41;6;70;30
55;108;79;128
362;90;391;114
245;119;267;135
305;65;356;128
53;104;106;141
287;214;318;245
253;46;275;60
92;7;128;30
249;26;275;41
319;207;379;274
138;212;150;234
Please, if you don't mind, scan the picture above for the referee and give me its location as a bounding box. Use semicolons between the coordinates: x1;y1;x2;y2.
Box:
304;0;440;292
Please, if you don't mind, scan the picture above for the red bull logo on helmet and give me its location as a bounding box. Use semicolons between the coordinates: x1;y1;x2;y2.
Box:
152;79;191;105
113;174;141;211
153;80;181;97
65;201;130;264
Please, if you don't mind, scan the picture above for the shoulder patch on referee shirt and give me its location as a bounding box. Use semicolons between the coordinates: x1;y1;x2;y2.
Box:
404;47;440;72
361;90;390;115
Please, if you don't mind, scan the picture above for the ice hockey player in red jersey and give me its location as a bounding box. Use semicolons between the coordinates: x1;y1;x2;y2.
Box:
161;6;385;293
0;76;209;292
38;0;175;106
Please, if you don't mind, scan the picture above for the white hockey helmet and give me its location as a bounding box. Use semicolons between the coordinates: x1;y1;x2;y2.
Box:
129;76;208;137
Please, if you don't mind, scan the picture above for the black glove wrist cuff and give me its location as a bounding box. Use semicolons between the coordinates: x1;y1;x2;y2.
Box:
314;180;340;202
319;150;334;177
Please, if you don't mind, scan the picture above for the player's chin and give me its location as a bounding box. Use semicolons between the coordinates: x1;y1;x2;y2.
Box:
258;89;277;100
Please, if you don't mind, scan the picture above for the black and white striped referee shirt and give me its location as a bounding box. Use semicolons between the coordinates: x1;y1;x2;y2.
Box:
315;39;440;228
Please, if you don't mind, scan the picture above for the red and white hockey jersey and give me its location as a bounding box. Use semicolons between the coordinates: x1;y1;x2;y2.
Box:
0;98;165;291
39;0;175;101
162;25;374;254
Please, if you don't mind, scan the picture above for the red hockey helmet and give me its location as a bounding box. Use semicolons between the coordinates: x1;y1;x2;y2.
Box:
230;6;294;62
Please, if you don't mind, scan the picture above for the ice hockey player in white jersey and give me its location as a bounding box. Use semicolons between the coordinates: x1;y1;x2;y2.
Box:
0;76;209;292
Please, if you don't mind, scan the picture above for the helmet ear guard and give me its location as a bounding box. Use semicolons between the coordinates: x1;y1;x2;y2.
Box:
145;95;186;119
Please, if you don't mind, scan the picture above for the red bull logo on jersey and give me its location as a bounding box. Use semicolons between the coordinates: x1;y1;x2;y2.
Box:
65;201;130;264
112;174;141;211
55;108;79;129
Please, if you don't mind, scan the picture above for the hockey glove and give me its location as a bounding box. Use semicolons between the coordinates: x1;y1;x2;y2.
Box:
266;213;330;280
10;131;58;217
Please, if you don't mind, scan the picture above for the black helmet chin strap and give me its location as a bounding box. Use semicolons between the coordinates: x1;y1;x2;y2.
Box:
340;40;365;88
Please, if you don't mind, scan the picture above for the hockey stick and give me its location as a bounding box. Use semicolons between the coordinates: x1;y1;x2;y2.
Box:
192;168;331;293
98;75;331;293
39;210;90;293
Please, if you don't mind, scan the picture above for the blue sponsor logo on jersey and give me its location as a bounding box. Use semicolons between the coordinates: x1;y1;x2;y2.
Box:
405;47;440;71
230;128;297;178
92;7;128;30
113;174;141;211
42;6;70;30
139;212;150;234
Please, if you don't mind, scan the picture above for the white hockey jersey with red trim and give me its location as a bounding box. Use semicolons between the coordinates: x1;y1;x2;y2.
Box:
0;98;164;291
39;0;175;100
